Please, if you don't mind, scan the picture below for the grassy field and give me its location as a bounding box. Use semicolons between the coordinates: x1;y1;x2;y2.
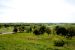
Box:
0;33;75;50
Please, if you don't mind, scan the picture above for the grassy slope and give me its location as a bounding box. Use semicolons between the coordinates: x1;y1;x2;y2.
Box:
0;33;75;50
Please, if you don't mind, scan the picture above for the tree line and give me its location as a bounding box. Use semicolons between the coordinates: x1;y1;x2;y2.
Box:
0;23;75;38
12;24;75;38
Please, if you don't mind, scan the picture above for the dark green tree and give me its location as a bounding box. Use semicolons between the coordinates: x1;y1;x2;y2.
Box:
46;27;51;35
13;26;18;33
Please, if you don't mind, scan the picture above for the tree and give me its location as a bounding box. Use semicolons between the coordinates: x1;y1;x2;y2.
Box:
46;27;51;35
33;25;47;35
13;26;18;33
29;27;32;32
55;26;75;38
55;26;68;36
18;26;25;33
66;27;75;38
33;29;41;35
39;25;46;34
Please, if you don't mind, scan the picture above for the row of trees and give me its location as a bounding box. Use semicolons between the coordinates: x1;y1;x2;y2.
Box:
55;26;75;38
13;25;51;35
33;25;75;38
33;26;51;35
13;24;75;38
13;26;33;33
0;23;75;38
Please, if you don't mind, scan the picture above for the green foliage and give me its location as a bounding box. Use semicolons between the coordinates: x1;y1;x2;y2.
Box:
55;26;68;36
46;27;51;35
0;23;75;50
4;24;9;28
39;25;46;34
0;32;74;50
25;26;33;33
13;26;18;33
33;29;40;35
66;26;75;38
54;40;65;47
33;25;47;35
18;26;25;33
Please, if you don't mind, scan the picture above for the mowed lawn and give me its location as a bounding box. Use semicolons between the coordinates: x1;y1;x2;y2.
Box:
0;33;75;50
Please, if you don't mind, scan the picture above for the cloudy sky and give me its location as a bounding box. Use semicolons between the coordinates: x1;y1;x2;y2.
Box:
0;0;75;23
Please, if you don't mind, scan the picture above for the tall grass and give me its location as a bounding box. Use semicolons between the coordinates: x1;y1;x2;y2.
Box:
0;33;75;50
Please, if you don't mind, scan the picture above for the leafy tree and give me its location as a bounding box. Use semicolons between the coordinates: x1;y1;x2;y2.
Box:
55;26;68;36
33;25;46;35
55;25;75;38
18;26;25;33
29;27;33;32
66;27;75;38
13;26;18;33
39;25;46;34
46;27;51;35
33;29;41;35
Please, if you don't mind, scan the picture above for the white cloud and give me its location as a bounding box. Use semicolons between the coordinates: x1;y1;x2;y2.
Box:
0;0;75;23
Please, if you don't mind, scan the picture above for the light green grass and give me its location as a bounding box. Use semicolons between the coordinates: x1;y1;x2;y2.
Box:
0;33;75;50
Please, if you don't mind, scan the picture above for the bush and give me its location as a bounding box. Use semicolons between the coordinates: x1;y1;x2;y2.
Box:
54;40;65;47
33;29;41;35
39;25;46;34
13;26;18;33
26;27;33;33
33;25;46;35
18;26;25;33
46;27;51;35
29;27;33;32
66;27;75;38
55;25;75;38
55;26;68;36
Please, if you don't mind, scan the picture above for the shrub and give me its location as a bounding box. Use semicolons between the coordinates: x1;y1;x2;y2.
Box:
33;29;41;35
18;26;25;33
55;26;68;36
46;27;51;35
54;40;65;47
29;27;33;32
33;25;48;35
13;26;18;33
66;27;75;38
39;25;46;34
26;27;32;33
55;25;75;39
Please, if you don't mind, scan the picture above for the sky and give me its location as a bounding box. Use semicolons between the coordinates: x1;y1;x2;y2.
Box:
0;0;75;23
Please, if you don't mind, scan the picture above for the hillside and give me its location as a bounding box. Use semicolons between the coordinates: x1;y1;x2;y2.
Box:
0;33;75;50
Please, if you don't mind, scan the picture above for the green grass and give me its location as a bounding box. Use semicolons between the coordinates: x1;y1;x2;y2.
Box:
0;33;75;50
